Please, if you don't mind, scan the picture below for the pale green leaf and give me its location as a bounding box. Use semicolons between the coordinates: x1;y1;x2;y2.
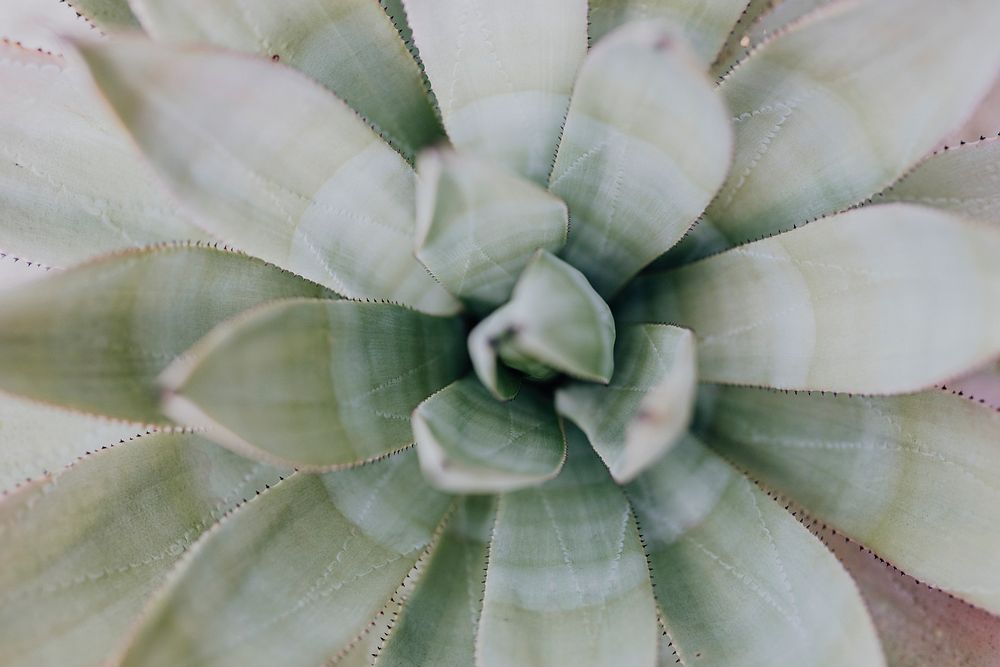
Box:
627;435;885;667
551;20;732;298
0;245;332;423
402;0;587;184
379;0;413;45
127;0;443;157
469;250;615;396
161;300;466;470
711;0;782;77
699;0;1000;250
556;324;695;483
712;0;831;77
0;41;208;268
69;0;138;29
0;0;101;54
0;432;282;667
700;384;1000;615
413;378;565;493
588;0;751;64
477;427;658;667
618;204;1000;394
117;450;451;667
415;149;568;311
377;496;496;666
74;36;459;315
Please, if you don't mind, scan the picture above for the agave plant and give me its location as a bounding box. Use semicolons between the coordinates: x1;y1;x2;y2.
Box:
2;0;1000;665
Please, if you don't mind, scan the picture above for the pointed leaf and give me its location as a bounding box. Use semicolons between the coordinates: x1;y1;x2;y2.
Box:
0;245;331;423
477;427;658;667
712;0;830;77
0;42;208;268
117;450;452;667
700;0;1000;250
161;300;466;470
69;0;138;29
557;324;695;483
402;0;587;183
413;378;565;493
377;496;496;666
415;149;568;311
0;432;282;667
619;204;1000;394
0;1;101;54
551;21;732;297
700;384;1000;615
627;435;884;667
127;0;442;157
74;36;458;315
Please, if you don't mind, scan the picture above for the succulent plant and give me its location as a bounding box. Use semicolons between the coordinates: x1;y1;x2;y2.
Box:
2;0;1000;665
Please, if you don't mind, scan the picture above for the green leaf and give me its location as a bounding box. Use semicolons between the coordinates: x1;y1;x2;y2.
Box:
469;250;615;397
711;0;830;77
699;384;1000;615
551;20;732;298
878;137;1000;221
402;0;587;184
0;432;282;667
117;450;452;667
161;300;467;470
618;204;1000;394
588;0;751;64
556;324;695;483
626;435;885;667
415;149;568;311
413;378;566;493
67;0;139;29
377;496;496;666
0;393;136;492
699;0;1000;250
0;41;208;268
477;427;658;667
73;36;459;315
127;0;443;157
0;245;331;423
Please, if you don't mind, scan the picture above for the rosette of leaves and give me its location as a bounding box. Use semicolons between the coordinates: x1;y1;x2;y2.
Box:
2;0;1000;665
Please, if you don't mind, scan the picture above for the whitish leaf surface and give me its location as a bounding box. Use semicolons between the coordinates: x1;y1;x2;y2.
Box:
403;0;587;183
469;250;615;397
127;0;442;157
415;149;568;311
551;20;732;298
0;432;282;667
0;393;136;492
618;204;1000;394
117;450;451;667
878;138;1000;221
477;428;658;667
557;325;695;483
588;0;750;64
0;0;99;54
712;0;831;76
75;36;458;315
162;300;466;470
700;385;1000;615
0;246;331;423
0;42;208;267
413;378;565;493
699;0;1000;250
627;435;884;667
377;496;496;666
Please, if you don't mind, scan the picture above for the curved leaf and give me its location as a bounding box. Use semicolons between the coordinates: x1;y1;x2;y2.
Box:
619;204;1000;394
161;300;466;470
413;378;565;493
551;20;732;298
557;324;695;483
415;149;568;311
69;0;138;29
0;245;331;423
127;0;443;157
74;36;459;315
700;384;1000;614
117;450;451;667
0;432;282;667
626;435;885;666
477;427;658;667
402;0;587;183
712;0;830;76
